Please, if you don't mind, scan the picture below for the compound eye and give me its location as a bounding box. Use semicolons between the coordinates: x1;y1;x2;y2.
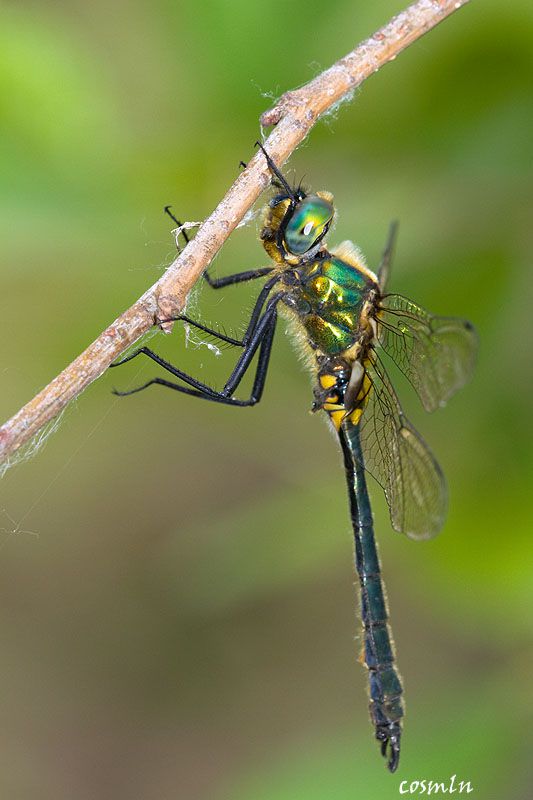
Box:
284;195;333;255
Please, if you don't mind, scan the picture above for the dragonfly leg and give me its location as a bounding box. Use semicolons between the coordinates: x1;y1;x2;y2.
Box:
164;205;273;288
109;314;243;369
111;272;283;372
220;294;279;399
112;295;281;407
203;267;274;289
111;317;242;371
163;205;196;254
255;141;296;200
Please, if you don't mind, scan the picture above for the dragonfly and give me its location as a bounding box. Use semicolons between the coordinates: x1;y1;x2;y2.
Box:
111;144;477;772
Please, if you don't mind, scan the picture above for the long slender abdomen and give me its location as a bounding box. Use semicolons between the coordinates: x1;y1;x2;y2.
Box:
339;423;403;772
357;495;403;733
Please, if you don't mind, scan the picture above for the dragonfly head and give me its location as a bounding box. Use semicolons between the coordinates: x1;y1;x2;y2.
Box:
283;193;335;255
256;143;335;264
261;191;335;264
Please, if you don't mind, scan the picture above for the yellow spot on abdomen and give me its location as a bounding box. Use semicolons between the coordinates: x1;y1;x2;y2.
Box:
319;374;337;390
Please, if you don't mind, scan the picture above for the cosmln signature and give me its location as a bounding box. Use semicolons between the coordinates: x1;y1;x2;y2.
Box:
399;775;473;794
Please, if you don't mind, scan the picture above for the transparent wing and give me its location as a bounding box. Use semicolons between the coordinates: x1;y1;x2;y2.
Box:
345;352;447;540
377;294;477;412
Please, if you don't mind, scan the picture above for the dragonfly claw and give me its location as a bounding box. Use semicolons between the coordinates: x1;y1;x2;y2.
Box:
376;723;401;773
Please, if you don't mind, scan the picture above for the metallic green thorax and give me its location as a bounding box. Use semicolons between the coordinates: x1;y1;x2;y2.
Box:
287;256;376;354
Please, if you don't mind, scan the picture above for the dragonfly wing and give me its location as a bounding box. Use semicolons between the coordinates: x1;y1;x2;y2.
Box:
377;294;477;412
377;221;399;293
345;354;447;540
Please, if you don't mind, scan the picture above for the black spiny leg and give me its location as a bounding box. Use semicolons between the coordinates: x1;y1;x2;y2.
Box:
112;271;283;376
203;267;274;290
112;294;281;407
164;205;273;288
255;141;296;200
164;205;192;254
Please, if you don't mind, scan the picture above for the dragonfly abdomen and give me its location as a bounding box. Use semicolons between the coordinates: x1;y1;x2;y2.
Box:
339;418;403;772
357;522;404;738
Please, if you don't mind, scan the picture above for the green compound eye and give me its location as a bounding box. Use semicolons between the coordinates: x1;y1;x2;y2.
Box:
284;195;334;255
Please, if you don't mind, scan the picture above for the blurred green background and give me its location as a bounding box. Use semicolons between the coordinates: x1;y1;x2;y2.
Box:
1;1;532;798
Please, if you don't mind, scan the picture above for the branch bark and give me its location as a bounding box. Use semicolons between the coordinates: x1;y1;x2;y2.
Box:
0;0;470;467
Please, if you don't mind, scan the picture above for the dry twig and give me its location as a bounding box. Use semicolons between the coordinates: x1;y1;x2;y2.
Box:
0;0;470;467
